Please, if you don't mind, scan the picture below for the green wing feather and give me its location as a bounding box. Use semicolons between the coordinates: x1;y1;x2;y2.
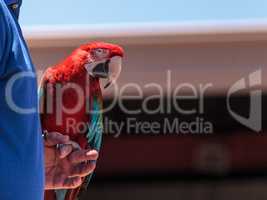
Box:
87;93;103;151
80;93;104;194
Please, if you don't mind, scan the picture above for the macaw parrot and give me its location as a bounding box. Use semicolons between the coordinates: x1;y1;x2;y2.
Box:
39;42;124;200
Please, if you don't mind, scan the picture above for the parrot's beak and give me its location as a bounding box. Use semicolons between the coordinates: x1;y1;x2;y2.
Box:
85;56;122;88
92;60;110;79
104;56;122;88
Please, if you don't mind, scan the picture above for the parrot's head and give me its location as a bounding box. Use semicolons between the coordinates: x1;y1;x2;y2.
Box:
80;42;124;89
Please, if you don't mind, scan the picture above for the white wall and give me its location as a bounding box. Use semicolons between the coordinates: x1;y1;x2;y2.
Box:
30;41;267;98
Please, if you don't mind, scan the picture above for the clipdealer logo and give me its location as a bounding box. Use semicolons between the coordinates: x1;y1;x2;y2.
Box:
227;70;262;132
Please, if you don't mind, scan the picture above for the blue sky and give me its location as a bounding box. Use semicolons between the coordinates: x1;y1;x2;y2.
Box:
20;0;267;26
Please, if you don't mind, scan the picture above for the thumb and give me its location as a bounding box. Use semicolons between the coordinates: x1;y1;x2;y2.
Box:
45;132;70;147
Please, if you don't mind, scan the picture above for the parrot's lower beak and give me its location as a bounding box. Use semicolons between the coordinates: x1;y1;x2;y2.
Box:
92;60;110;79
85;56;122;89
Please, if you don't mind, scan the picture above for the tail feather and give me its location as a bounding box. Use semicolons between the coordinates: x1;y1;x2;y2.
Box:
65;187;82;200
45;188;82;200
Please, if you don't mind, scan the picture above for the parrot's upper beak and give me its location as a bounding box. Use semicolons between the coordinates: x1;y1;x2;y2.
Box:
104;56;122;88
85;56;123;88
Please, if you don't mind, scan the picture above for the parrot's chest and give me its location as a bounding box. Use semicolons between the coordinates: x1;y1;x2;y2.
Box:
41;76;93;142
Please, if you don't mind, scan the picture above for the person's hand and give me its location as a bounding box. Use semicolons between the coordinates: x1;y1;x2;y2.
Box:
44;132;99;190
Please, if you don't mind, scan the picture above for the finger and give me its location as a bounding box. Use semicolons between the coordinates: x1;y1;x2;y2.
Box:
46;173;82;190
57;141;82;159
66;141;81;151
44;147;57;167
68;149;98;164
61;177;83;189
50;176;83;190
70;162;96;178
58;144;73;159
45;132;70;147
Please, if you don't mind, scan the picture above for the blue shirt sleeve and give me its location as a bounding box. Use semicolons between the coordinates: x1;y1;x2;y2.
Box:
0;1;44;200
0;13;6;58
0;6;10;77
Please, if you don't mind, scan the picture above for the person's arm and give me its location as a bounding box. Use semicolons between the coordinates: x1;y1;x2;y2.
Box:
0;10;9;76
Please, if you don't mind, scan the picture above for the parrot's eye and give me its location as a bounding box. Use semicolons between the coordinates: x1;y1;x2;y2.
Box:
93;48;109;59
96;49;104;54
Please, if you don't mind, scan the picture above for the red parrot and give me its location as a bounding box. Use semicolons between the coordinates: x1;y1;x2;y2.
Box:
39;42;124;200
